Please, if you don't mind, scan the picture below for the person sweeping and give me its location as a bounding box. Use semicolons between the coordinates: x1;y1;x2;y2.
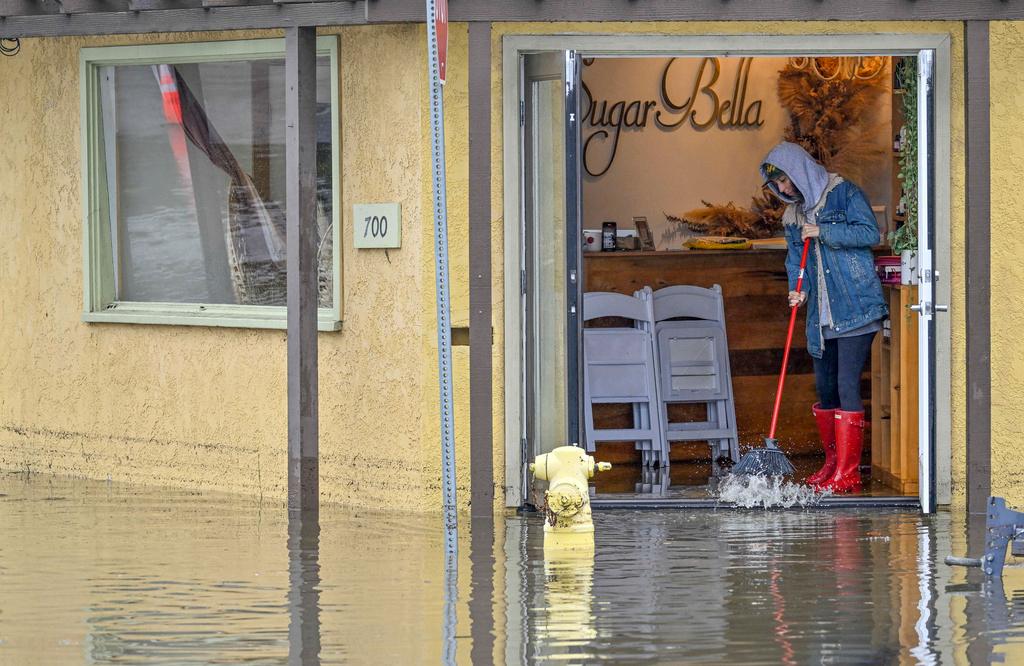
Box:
760;142;888;494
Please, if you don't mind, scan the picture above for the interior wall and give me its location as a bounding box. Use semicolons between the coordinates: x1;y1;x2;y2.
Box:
580;56;893;248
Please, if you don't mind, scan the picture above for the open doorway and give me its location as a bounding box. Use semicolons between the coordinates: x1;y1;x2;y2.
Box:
581;54;917;500
505;35;951;513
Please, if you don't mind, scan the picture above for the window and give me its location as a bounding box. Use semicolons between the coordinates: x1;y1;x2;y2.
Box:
81;38;340;330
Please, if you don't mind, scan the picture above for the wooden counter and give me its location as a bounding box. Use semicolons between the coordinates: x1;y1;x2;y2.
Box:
870;285;918;494
584;249;871;463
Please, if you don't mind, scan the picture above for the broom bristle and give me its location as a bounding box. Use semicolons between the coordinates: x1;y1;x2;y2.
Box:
732;438;796;477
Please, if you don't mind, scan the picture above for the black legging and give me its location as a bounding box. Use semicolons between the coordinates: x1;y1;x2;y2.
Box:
812;331;877;412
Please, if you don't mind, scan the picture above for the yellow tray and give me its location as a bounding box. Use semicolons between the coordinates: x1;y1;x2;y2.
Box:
684;236;752;250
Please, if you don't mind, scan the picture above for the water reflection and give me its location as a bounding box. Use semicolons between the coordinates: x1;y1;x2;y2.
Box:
635;465;671;496
4;474;1024;664
288;509;321;665
442;508;458;666
537;539;597;659
469;513;496;665
949;511;1024;664
512;510;958;664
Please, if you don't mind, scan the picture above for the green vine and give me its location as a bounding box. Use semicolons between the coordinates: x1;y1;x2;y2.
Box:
889;57;918;254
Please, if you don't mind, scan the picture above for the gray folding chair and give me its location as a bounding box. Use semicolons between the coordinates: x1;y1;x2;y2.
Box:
582;292;668;467
644;285;740;473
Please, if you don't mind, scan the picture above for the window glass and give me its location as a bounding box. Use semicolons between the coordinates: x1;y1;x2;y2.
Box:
97;56;334;307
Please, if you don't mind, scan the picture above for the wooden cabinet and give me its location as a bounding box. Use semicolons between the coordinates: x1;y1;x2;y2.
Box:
870;285;918;493
583;249;821;461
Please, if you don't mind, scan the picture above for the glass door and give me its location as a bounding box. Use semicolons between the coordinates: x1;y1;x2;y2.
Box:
521;51;581;504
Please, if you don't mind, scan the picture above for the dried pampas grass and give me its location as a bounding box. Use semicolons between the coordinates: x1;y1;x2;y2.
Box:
667;200;779;240
776;63;887;186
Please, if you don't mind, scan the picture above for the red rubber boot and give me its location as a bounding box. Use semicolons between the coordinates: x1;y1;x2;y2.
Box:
818;410;865;494
806;403;837;486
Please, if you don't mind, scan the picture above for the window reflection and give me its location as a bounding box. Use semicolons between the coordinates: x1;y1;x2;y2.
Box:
99;57;334;306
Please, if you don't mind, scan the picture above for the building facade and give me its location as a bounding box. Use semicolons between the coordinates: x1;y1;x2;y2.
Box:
0;2;1012;514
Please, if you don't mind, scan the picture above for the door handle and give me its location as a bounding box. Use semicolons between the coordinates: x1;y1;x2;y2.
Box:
910;302;949;315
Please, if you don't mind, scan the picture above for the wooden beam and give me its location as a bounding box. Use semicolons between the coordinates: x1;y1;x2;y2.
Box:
965;21;991;514
0;0;62;16
201;0;272;7
468;21;493;518
468;26;495;666
127;0;203;9
55;0;131;13
0;2;366;37
367;0;1024;22
9;0;1024;33
286;25;318;513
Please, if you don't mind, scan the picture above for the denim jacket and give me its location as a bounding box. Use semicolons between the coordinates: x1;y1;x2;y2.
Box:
783;180;888;359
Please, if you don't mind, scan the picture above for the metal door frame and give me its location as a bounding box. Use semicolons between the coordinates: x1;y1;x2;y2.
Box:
503;33;953;510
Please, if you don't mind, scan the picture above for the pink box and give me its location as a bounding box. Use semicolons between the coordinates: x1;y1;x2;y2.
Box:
875;256;901;285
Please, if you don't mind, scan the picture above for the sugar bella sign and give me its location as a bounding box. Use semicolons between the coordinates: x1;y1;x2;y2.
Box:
582;57;766;177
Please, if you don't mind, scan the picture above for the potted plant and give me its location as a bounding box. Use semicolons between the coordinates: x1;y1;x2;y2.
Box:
889;57;918;285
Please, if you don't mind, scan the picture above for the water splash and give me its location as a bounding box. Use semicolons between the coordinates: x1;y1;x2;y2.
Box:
714;473;827;509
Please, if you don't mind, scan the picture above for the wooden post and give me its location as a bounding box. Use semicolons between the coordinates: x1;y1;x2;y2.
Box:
468;21;494;517
965;20;991;514
286;26;318;512
468;21;496;666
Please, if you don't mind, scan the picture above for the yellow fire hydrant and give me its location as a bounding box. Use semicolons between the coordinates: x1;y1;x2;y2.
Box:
529;445;611;538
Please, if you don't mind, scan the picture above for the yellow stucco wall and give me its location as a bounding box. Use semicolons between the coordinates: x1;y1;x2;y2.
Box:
0;19;969;512
988;22;1024;506
0;25;475;512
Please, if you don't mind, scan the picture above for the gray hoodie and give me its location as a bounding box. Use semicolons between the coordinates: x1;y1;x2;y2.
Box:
760;141;829;214
761;141;839;334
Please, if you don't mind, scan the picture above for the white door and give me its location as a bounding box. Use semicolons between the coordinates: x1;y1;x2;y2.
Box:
913;49;946;514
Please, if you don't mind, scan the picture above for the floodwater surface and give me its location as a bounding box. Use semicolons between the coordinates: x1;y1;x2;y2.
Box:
2;473;1024;664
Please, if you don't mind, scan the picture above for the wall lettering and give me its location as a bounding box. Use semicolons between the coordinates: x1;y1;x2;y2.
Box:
582;57;765;177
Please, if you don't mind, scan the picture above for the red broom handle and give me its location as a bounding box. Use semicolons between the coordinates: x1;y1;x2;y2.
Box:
769;238;812;440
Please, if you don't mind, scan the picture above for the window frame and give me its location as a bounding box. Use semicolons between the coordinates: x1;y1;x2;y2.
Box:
80;37;342;331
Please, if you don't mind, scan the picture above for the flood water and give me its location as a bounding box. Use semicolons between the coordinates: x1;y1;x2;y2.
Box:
3;473;1024;664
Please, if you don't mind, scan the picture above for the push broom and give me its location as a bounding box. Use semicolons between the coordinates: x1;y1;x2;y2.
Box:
731;237;811;477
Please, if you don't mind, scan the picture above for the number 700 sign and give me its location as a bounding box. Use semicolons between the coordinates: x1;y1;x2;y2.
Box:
353;203;402;248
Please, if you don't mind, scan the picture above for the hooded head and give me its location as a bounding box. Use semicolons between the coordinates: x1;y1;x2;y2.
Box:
760;142;829;213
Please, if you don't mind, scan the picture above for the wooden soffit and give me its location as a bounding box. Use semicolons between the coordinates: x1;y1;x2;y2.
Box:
3;1;1024;40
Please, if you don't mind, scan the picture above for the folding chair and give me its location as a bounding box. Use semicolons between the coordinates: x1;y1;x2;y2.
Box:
640;285;740;474
582;292;668;467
